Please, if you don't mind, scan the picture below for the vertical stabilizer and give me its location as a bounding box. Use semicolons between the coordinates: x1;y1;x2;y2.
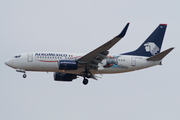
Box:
122;24;167;57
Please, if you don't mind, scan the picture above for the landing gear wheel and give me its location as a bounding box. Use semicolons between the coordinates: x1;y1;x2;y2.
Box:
23;74;27;78
83;79;88;85
86;72;92;78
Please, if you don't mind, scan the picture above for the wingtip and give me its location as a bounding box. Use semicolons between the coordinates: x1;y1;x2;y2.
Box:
116;23;130;38
160;24;167;26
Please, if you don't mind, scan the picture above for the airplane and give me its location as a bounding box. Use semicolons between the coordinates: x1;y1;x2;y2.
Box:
5;23;174;85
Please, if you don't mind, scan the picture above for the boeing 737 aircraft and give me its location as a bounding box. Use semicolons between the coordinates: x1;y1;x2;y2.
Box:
5;23;174;85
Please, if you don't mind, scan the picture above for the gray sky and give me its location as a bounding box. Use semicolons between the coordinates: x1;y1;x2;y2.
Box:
1;0;180;120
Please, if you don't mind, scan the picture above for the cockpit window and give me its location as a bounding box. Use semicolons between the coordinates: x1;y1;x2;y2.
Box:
14;55;21;58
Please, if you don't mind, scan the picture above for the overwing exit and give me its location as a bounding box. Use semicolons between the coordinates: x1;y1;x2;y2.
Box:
5;23;174;85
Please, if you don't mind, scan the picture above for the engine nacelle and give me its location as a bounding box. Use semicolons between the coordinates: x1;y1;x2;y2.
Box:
53;72;77;81
58;60;78;70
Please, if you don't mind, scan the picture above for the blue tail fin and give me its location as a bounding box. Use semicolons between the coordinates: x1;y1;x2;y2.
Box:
122;24;167;57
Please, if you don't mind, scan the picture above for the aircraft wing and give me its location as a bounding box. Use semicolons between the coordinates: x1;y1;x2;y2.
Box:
77;23;130;69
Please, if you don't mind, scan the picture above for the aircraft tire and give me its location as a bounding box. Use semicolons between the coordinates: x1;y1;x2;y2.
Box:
83;79;88;85
23;74;27;78
86;72;92;78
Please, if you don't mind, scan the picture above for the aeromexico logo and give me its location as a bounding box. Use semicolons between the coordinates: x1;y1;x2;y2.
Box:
144;42;159;55
35;53;73;57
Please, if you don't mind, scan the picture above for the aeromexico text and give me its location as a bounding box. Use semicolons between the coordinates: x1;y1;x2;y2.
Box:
35;53;72;57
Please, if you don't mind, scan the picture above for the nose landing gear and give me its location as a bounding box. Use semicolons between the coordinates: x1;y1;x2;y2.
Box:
16;69;27;78
23;73;27;78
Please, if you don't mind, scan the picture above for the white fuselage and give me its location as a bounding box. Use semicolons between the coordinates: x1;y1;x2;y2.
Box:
5;52;161;75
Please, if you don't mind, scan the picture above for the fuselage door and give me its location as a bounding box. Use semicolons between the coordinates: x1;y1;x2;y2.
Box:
27;53;33;62
131;57;136;66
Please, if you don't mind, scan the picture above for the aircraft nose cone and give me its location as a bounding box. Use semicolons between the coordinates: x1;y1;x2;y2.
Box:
5;59;12;67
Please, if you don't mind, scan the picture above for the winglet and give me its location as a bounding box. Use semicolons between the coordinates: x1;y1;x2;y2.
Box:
147;47;174;61
116;23;130;38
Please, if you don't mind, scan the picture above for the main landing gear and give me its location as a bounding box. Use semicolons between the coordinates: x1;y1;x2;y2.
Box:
82;71;92;85
83;78;88;85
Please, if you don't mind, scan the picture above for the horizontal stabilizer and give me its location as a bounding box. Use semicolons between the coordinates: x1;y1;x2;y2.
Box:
147;47;174;61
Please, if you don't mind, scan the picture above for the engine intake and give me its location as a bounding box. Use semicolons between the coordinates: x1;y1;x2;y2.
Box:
58;60;78;70
53;72;77;81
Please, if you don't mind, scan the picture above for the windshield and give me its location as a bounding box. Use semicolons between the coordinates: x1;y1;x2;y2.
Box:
14;55;21;58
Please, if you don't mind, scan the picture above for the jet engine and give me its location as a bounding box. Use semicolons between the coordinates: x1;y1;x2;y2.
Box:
53;72;77;81
58;60;78;70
